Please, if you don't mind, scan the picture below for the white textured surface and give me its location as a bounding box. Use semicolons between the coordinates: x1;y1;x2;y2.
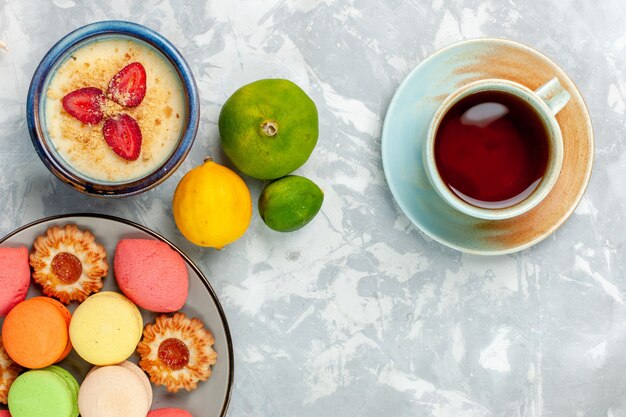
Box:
0;1;624;416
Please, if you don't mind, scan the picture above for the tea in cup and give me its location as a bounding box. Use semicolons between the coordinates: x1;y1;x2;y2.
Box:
423;77;570;220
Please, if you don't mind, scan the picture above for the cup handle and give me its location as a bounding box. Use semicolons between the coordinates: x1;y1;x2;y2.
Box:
535;77;571;115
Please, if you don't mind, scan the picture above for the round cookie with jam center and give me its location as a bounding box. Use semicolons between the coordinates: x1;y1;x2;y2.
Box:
30;224;108;304
0;338;21;405
138;312;217;393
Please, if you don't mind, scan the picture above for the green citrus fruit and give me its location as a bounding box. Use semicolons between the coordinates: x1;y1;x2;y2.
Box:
219;79;319;180
258;175;324;232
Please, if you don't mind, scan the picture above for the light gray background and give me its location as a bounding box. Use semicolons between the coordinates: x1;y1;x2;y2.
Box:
0;1;624;416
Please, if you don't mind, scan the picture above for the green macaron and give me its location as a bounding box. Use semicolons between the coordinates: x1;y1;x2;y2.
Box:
8;365;79;417
46;366;80;416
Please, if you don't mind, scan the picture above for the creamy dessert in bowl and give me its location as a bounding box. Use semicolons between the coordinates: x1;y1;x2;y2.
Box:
27;21;199;197
45;38;185;182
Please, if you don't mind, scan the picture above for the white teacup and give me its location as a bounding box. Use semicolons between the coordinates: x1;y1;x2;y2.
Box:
423;77;571;220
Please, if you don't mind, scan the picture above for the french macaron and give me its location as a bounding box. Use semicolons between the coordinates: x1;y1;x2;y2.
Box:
78;363;152;417
0;247;30;316
8;365;78;417
87;361;152;406
114;239;188;312
148;409;194;417
2;297;72;368
0;410;11;416
70;291;143;365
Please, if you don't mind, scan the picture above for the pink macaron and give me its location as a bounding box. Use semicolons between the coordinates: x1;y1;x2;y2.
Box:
148;409;193;417
0;247;30;316
86;361;152;405
114;239;188;312
78;363;152;417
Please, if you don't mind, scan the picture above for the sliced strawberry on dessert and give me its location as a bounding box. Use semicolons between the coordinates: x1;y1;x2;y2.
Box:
103;114;143;161
61;87;105;125
107;62;147;107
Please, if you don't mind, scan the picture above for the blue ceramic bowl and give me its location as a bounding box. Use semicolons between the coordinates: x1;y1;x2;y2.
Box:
27;21;199;197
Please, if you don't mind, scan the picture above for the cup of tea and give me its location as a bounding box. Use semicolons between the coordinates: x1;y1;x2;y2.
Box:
423;77;570;220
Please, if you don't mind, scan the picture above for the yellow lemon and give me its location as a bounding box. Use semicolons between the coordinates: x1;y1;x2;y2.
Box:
173;159;252;248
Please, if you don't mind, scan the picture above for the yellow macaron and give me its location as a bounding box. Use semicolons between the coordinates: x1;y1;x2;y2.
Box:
69;292;143;365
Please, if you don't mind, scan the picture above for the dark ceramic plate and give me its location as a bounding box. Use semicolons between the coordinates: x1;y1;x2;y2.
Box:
0;214;233;416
